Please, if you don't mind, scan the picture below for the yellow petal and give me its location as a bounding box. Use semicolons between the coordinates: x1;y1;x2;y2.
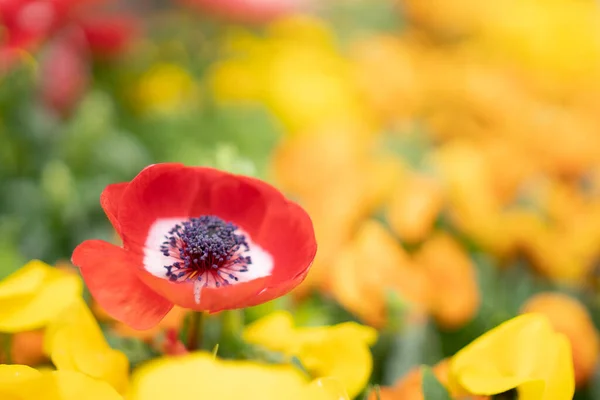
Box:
297;323;377;398
0;365;122;400
0;364;41;384
450;313;575;400
539;334;575;400
0;261;82;332
128;352;339;400
49;370;123;400
306;378;350;400
451;314;551;377
242;310;296;352
0;261;48;299
456;366;536;395
45;299;129;394
0;365;44;400
243;311;377;398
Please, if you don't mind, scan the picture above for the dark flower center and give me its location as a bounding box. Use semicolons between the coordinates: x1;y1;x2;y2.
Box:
160;216;251;287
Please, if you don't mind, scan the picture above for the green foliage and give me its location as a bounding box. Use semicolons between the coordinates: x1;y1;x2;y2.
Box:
421;366;452;400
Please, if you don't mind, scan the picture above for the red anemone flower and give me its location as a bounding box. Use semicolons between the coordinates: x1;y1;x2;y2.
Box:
72;163;316;330
178;0;307;24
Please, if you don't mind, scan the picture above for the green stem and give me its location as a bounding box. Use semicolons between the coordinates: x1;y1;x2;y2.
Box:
0;333;12;364
221;309;243;338
187;312;205;351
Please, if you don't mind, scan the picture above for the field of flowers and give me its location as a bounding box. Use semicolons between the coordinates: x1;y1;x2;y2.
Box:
1;0;600;399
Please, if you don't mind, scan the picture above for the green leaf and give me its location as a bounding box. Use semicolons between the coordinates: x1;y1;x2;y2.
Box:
421;366;452;400
382;320;442;385
372;385;382;400
290;355;311;378
104;331;158;369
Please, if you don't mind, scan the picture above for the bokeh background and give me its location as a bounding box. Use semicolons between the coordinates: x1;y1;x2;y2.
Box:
2;0;600;398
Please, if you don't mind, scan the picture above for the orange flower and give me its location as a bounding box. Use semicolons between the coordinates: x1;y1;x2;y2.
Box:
414;233;480;329
399;0;498;37
371;360;488;400
272;131;402;296
0;330;47;366
431;140;547;260
271;129;371;197
329;220;430;327
520;188;600;284
431;140;501;225
386;173;444;244
521;292;600;386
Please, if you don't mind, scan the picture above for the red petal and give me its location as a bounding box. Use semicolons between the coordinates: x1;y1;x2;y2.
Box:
107;163;316;312
72;240;173;330
100;182;128;235
178;0;301;24
244;268;311;307
79;15;138;58
209;175;285;238
117;164;224;250
229;199;315;306
40;32;90;116
256;199;317;282
137;269;268;312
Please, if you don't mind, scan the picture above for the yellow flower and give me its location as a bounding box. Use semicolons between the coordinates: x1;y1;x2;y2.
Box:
371;360;488;400
350;35;423;124
44;299;129;394
243;310;377;398
0;364;122;400
449;314;575;400
521;293;600;387
127;352;348;400
478;0;600;93
133;63;197;115
0;260;82;333
209;16;370;135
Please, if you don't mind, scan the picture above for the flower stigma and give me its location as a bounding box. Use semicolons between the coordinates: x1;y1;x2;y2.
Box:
160;216;252;291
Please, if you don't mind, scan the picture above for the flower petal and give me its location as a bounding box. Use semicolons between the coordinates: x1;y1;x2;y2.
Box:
128;352;334;400
72;240;173;330
100;182;129;235
117;164;223;250
449;313;575;400
243;311;377;399
535;333;575;400
0;366;122;400
50;370;123;400
137;269;269;312
255;199;317;282
0;261;83;333
208;174;286;239
0;364;40;384
236;199;315;306
0;261;48;300
45;299;129;394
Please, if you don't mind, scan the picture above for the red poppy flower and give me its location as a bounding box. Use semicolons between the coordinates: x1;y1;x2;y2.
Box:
0;0;137;77
72;163;317;330
178;0;308;24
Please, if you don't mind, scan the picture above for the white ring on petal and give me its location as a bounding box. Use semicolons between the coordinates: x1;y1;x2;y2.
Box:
143;217;274;287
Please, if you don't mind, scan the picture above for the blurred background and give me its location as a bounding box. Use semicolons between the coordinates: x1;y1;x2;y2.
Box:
2;0;600;398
